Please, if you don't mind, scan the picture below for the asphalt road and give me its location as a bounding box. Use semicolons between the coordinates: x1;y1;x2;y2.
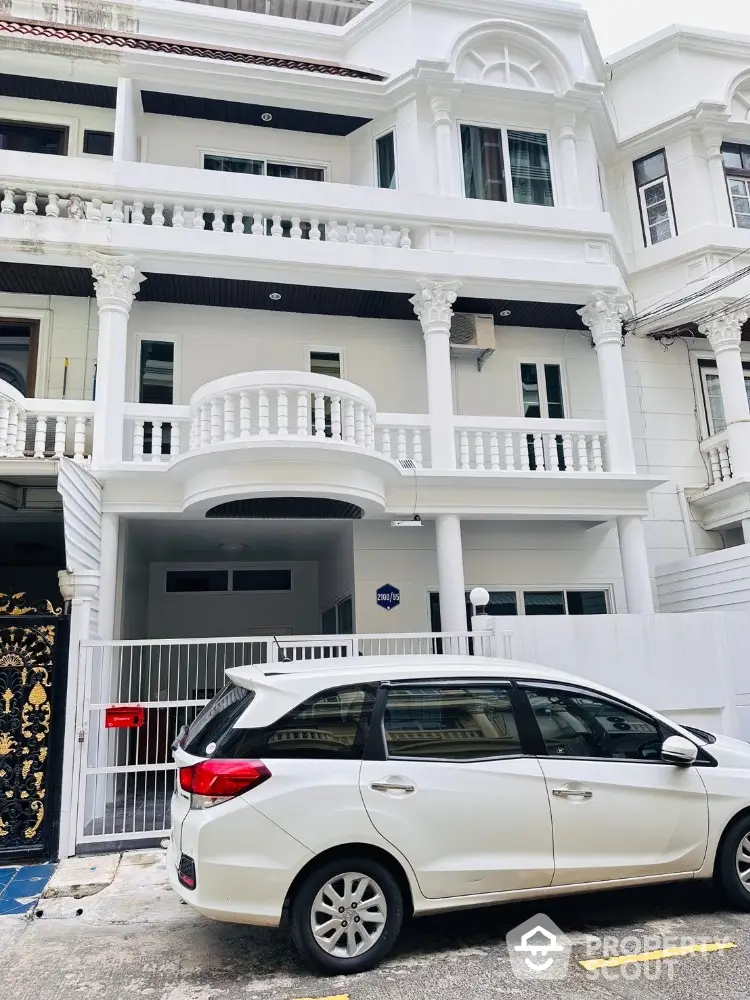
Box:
2;875;750;1000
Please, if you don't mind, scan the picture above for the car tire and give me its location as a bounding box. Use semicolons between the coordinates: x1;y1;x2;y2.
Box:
716;814;750;910
290;856;403;973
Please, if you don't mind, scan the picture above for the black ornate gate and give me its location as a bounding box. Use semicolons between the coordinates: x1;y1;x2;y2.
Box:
0;593;69;862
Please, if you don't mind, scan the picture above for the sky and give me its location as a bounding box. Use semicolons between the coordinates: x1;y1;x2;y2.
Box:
581;0;750;57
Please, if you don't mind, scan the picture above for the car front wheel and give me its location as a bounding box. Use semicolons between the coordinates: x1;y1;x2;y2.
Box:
716;814;750;910
290;856;403;973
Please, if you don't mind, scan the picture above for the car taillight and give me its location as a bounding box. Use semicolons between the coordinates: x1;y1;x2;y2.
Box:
178;760;271;809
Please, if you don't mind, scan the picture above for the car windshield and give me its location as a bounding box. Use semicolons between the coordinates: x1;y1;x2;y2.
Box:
180;682;255;757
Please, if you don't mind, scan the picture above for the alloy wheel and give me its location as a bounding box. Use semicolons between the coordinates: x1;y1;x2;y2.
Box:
310;871;388;958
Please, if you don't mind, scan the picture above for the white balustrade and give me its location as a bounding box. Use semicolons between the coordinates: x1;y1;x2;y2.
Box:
454;419;609;473
0;379;93;462
701;432;733;485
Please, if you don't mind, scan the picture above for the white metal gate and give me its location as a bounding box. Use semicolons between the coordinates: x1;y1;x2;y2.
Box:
73;631;495;848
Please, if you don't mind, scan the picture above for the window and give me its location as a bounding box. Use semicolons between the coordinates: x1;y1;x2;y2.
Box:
204;154;324;182
429;589;608;630
309;351;341;379
634;150;676;245
83;130;114;156
214;684;376;760
383;684;522;760
523;686;668;761
460;125;553;207
0;120;67;155
233;569;291;592
182;682;255;756
139;341;174;405
166;570;229;593
722;144;750;229
322;596;354;635
700;363;750;435
376;132;396;189
520;361;566;469
0;320;38;396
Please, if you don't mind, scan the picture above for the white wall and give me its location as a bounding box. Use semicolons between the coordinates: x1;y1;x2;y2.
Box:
656;546;750;613
0;96;115;158
318;523;354;621
145;560;319;639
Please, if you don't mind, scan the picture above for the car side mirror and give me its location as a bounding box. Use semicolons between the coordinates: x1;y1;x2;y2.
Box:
661;735;698;766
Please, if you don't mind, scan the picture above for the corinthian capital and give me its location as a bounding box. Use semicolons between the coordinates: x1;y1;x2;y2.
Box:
89;253;144;311
410;279;462;334
698;310;749;354
578;291;632;348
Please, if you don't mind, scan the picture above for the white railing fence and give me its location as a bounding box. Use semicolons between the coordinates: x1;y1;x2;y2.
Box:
74;630;501;846
455;418;608;472
0;380;94;461
701;430;732;485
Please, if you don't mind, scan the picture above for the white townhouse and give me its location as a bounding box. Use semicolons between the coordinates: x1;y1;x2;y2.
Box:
3;0;750;857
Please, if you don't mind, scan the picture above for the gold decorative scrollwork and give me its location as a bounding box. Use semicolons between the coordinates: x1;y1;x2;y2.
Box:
0;593;63;617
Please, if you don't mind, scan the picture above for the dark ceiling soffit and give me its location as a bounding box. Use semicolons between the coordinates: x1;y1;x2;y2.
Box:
0;73;116;108
206;498;364;519
140;92;371;136
0;264;586;329
0;19;385;81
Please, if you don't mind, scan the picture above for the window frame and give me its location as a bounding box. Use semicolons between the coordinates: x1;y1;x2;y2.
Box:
163;563;295;595
82;129;114;157
0;116;70;156
726;174;750;229
515;681;713;765
199;147;329;181
368;678;535;764
633;150;677;247
307;346;344;379
516;359;567;419
457;120;557;207
697;357;750;437
427;586;614;629
132;334;180;404
373;127;398;190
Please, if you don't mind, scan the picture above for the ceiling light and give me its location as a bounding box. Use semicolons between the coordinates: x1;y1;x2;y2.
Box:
261;112;273;122
219;542;245;553
269;292;282;301
499;309;512;318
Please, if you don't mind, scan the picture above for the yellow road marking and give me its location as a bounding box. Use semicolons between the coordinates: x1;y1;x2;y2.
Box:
580;942;736;970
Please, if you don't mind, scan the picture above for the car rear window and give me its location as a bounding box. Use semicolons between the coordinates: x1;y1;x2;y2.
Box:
182;683;255;757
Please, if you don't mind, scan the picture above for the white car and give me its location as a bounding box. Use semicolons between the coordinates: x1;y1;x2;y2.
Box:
168;655;750;972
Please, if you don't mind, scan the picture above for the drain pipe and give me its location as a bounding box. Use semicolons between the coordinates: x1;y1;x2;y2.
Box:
676;485;697;557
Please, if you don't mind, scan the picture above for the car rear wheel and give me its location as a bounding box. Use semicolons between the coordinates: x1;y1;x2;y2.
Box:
290;856;403;973
716;815;750;910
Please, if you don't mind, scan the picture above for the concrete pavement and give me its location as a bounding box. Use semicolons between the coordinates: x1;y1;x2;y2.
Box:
1;851;750;999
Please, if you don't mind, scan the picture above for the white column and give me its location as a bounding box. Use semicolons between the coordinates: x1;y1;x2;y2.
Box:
435;514;467;633
114;77;141;162
89;253;145;469
578;292;636;473
555;113;580;208
617;516;655;613
703;130;734;227
410;278;461;469
699;310;750;476
430;95;462;197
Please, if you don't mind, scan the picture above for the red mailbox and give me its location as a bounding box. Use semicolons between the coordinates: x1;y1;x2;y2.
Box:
105;706;145;729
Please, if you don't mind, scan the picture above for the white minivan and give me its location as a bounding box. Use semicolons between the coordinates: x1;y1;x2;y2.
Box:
168;655;750;972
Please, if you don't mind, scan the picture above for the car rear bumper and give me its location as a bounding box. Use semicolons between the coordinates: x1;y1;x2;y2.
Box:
167;796;314;926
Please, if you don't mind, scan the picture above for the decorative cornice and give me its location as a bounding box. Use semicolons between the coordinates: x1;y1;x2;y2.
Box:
578;291;631;347
410;279;462;334
89;253;144;311
0;18;385;81
699;311;750;353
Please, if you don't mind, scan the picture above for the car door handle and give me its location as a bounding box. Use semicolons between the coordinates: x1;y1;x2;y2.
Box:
552;787;593;800
370;780;415;794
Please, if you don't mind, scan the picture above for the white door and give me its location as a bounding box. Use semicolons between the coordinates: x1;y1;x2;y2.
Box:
521;685;709;886
359;682;554;899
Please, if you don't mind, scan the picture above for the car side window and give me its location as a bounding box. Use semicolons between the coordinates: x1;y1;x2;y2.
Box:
383;684;523;761
523;686;667;761
214;684;376;760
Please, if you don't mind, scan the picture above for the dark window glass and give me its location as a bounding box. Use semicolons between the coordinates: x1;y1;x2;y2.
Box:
376;132;396;189
233;569;292;592
0;120;66;155
310;352;341;378
461;125;506;202
521;362;541;418
0;321;32;395
321;606;337;635
139;341;174;405
83;130;114;156
166;570;228;593
524;592;566;615
429;591;517;632
204;154;264;174
337;596;354;634
266;162;324;181
215;684;376;760
384;685;522;760
634;150;667;187
722;143;750;172
544;364;565;418
183;683;254;756
566;591;608;615
508;130;553;206
524;687;667;761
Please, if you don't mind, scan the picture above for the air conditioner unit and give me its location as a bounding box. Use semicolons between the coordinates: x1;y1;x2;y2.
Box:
449;313;496;370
